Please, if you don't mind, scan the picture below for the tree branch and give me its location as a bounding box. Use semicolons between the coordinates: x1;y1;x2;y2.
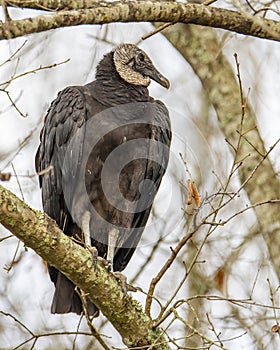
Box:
0;184;171;349
1;1;279;41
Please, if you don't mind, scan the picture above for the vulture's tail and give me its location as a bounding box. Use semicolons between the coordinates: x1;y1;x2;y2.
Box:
51;271;99;316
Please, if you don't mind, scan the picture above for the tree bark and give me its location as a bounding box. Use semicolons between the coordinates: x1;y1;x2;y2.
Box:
1;1;280;41
0;184;171;349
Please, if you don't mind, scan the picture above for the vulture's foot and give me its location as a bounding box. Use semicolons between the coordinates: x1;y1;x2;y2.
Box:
97;256;110;269
113;271;137;298
85;245;98;270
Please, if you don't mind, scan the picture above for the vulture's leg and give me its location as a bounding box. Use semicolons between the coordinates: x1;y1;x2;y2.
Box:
107;229;137;296
107;228;119;272
82;211;98;269
82;211;91;246
113;272;128;297
112;272;137;297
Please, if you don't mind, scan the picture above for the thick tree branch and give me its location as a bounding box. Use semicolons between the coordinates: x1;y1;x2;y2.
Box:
1;1;280;41
0;184;171;349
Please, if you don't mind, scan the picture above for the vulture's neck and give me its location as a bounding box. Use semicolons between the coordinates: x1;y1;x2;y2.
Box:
88;52;151;106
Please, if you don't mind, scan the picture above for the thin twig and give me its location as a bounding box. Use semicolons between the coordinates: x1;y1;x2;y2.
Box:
0;58;70;87
142;23;174;40
0;40;27;67
77;288;111;350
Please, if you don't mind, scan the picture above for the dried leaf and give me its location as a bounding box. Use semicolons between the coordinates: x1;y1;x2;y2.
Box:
186;179;200;207
186;179;193;205
215;268;226;293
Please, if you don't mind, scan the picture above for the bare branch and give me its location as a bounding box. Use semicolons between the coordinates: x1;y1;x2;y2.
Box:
0;58;70;87
0;311;93;349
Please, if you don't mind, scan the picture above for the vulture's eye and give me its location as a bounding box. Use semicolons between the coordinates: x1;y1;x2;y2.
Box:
137;53;145;62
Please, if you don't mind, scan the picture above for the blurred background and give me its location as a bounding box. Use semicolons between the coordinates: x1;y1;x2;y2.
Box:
0;2;280;349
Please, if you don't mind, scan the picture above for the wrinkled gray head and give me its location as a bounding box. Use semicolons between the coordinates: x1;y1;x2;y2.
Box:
113;43;170;89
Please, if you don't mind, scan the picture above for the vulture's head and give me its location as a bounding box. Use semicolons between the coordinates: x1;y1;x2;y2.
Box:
113;43;170;89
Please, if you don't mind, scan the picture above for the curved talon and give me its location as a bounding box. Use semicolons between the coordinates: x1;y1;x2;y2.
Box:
113;271;138;298
107;260;113;272
97;256;110;268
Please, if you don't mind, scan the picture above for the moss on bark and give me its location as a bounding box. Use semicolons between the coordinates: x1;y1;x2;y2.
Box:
0;184;171;349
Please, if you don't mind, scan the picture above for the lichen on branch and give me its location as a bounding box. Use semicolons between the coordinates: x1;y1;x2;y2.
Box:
1;1;280;41
0;184;171;349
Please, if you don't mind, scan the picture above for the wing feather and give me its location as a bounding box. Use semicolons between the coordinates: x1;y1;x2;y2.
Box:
112;101;171;271
36;86;86;230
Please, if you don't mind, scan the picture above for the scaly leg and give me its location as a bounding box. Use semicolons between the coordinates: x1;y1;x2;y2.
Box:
107;228;119;272
82;211;91;246
82;211;98;269
107;229;137;296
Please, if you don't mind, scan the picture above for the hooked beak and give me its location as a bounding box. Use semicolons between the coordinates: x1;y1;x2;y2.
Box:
142;66;170;89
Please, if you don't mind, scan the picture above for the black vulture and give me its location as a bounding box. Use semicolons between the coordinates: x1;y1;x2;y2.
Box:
36;43;171;315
